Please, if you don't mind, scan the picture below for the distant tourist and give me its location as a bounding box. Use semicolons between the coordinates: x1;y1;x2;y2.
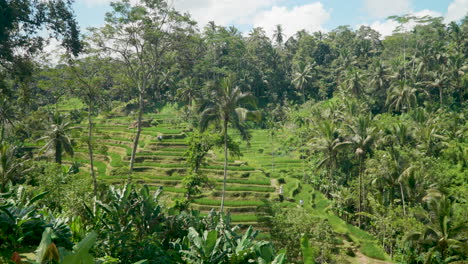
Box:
299;199;304;206
279;185;283;195
157;135;163;141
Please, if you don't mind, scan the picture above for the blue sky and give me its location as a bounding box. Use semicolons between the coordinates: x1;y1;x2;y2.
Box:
72;0;467;37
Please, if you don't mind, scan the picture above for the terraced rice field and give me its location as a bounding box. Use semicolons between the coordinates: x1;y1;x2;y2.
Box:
29;107;389;261
59;113;280;229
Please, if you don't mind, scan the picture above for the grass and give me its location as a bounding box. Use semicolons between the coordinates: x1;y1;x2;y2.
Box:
230;214;258;222
199;213;258;222
69;158;107;177
193;199;264;207
148;186;187;194
360;241;388;261
142;127;182;134
215;186;275;192
139;162;189;168
158;148;186;152
216;179;271;185
138;152;185;157
57;97;85;111
109;152;124;167
204;165;255;171
106;143;132;155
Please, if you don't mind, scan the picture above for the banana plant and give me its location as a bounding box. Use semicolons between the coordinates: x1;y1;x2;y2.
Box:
181;227;225;264
35;227;96;264
34;227;148;264
0;186;49;251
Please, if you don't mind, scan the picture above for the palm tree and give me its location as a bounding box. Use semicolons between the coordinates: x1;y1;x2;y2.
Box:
0;97;16;142
272;24;285;48
0;143;25;192
344;68;365;98
199;76;259;212
447;54;466;105
425;70;449;105
310;120;350;195
176;78;199;108
292;63;313;104
347;115;375;226
386;80;426;113
39;114;75;164
407;190;467;263
368;60;390;106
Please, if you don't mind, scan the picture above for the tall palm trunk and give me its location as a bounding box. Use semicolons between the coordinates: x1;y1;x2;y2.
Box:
0;125;4;143
55;141;62;164
221;118;228;213
129;91;144;174
87;103;97;196
399;181;406;215
358;156;363;227
439;86;443;105
271;132;275;171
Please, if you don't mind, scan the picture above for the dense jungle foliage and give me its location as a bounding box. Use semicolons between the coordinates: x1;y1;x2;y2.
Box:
0;0;467;263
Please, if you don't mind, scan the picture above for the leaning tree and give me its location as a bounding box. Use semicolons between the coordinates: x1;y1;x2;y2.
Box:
90;0;196;173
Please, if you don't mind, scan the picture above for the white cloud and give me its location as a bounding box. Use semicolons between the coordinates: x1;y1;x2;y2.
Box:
78;0;113;7
172;0;279;27
445;0;468;22
252;2;330;38
367;20;399;37
363;0;412;19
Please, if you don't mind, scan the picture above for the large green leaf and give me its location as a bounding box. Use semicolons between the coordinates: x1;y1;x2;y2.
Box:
205;230;218;255
61;231;97;264
271;252;286;264
35;227;53;263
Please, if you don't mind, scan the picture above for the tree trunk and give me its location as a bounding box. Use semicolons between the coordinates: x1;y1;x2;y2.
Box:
439;86;443;105
271;132;275;171
358;156;362;227
399;181;406;215
87;103;97;196
55;141;62;164
0;125;4;143
129;91;144;175
221;119;228;213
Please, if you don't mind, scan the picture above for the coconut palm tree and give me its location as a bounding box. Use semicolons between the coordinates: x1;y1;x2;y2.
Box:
292;63;313;104
199;76;259;212
39;114;75;164
310;120;350;195
272;24;285;48
406;190;467;263
425;70;449;105
347;114;375;226
344;68;365;98
176;78;200;108
368;60;391;107
386;80;426;113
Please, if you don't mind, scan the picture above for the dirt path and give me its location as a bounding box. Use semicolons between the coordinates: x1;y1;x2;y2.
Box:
354;252;393;264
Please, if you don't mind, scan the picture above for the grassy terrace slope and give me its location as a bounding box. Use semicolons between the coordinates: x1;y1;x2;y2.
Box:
41;101;389;262
66;112;275;230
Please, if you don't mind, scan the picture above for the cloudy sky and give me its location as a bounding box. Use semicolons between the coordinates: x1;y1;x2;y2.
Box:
73;0;467;38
